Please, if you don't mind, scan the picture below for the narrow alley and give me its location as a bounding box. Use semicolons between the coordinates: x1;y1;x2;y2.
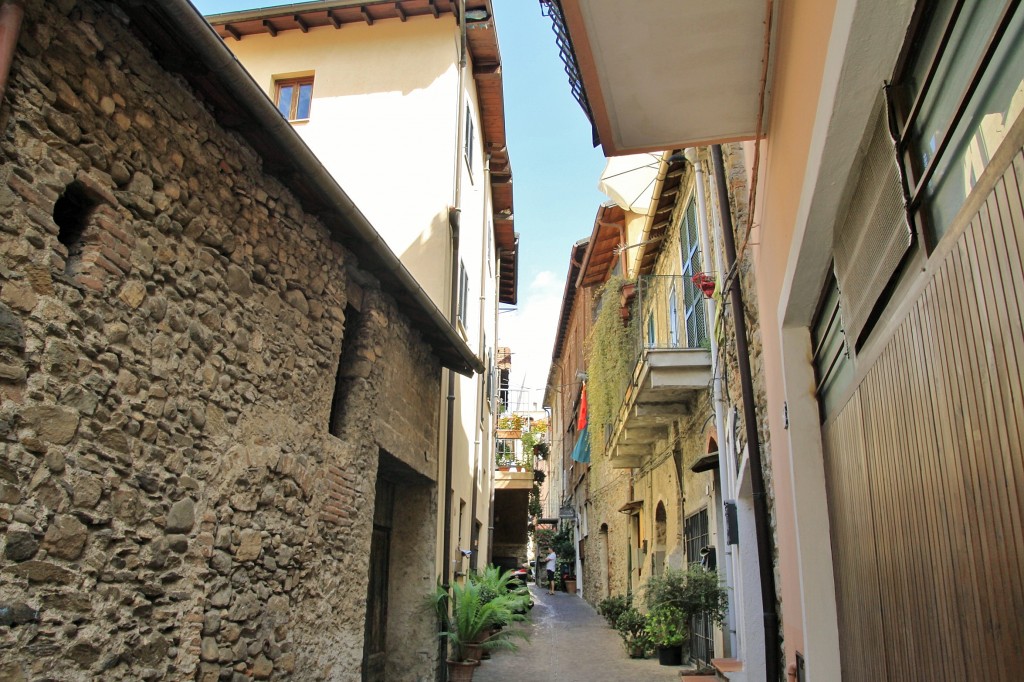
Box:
474;586;683;682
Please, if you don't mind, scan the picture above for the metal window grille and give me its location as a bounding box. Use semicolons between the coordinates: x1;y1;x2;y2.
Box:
684;509;714;664
538;0;600;146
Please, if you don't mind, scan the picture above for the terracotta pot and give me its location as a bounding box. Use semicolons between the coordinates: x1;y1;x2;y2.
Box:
464;643;484;666
691;272;716;298
564;578;577;594
447;659;477;681
619;282;637;307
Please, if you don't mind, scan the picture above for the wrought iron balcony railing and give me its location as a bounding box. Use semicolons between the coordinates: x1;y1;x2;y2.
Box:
632;274;709;355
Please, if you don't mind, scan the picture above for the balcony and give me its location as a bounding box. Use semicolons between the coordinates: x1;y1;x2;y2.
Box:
494;437;535;490
607;275;712;468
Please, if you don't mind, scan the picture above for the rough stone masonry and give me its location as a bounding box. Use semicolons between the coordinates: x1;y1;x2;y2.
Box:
0;0;442;679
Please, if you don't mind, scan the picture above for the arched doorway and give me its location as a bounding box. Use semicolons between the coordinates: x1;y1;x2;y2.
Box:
654;502;667;576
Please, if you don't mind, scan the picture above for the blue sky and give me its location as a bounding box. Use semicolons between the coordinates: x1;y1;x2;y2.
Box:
191;0;608;410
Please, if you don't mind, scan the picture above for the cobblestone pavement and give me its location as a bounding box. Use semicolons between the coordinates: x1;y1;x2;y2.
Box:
473;585;683;682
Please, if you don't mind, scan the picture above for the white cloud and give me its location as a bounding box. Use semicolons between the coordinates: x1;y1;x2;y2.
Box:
529;270;556;289
498;269;564;412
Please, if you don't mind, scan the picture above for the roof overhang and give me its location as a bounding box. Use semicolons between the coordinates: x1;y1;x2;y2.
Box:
556;0;773;156
118;0;482;376
550;238;589;363
691;453;720;474
617;500;644;514
576;203;624;288
207;0;518;305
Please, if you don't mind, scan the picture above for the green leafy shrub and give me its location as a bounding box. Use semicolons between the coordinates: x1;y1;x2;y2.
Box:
643;565;729;626
585;275;638;453
645;604;687;647
552;525;575;569
597;594;632;629
615;607;652;657
528;484;542;518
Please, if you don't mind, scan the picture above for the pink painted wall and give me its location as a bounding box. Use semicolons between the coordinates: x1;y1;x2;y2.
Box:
747;0;838;672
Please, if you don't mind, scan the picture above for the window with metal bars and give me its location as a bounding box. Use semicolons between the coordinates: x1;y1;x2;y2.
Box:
684;508;714;664
890;0;1024;248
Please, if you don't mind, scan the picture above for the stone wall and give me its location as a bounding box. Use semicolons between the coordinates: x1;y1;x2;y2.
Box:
0;1;441;680
580;461;630;606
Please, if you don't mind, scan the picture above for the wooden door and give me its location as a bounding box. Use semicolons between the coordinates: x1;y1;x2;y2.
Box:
362;480;395;682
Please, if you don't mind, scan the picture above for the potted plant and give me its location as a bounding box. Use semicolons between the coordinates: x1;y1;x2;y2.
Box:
429;579;528;680
552;525;576;593
645;604;687;666
643;565;729;667
691;272;716;298
615;607;652;658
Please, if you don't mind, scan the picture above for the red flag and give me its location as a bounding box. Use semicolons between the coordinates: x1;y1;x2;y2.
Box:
576;383;588;431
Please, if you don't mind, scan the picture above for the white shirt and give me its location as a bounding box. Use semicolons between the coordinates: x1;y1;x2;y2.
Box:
545;552;556;571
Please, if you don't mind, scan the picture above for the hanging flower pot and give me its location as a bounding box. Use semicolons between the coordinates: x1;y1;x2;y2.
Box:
691;272;716;298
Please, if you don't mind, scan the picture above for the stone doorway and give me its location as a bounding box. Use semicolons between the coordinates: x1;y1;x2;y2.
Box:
362;449;437;682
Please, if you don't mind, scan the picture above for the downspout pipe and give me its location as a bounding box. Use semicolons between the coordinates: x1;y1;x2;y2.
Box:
469;152;492;573
686;147;737;656
0;0;25;105
440;11;469;681
711;144;780;682
442;0;469;593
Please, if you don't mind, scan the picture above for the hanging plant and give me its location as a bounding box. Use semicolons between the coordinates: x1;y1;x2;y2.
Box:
692;272;716;298
585;275;638;454
528;484;542;518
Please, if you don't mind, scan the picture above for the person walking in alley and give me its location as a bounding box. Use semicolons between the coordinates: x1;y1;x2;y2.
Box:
545;548;557;594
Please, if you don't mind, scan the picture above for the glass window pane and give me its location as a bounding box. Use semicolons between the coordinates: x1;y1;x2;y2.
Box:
909;0;1002;175
296;83;313;119
922;3;1024;239
276;84;294;119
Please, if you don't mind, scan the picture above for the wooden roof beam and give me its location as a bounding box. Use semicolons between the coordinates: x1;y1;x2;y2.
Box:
429;0;439;18
395;3;407;21
473;62;500;77
328;9;342;28
360;6;374;25
262;19;278;37
294;15;309;32
224;24;242;41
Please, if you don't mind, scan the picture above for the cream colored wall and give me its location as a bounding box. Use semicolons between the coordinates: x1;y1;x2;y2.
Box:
225;16;461;307
622;210;647;278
